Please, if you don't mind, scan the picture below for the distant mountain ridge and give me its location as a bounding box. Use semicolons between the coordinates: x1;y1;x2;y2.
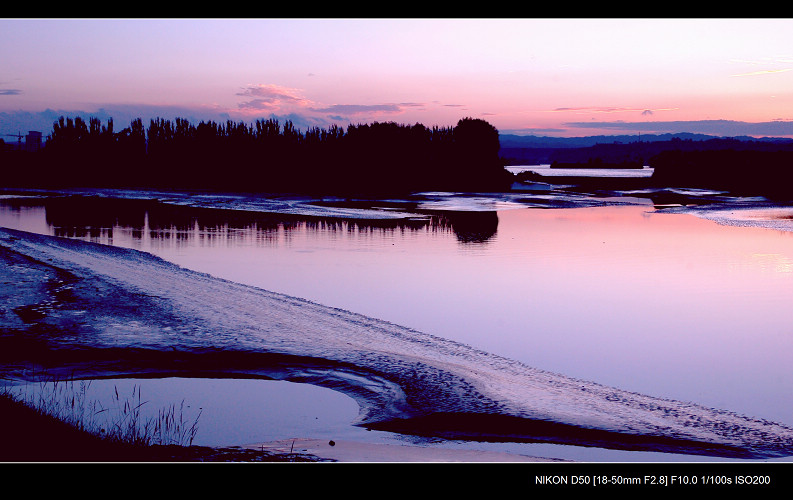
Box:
499;133;793;149
499;133;793;166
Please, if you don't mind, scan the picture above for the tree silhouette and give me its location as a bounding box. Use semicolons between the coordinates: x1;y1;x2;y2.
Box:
6;114;514;195
449;117;511;191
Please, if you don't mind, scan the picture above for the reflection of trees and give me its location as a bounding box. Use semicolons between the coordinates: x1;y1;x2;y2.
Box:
40;197;499;247
438;211;499;244
44;196;147;241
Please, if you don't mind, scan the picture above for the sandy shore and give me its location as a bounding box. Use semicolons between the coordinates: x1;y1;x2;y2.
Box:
0;391;557;462
4;225;793;461
246;438;561;462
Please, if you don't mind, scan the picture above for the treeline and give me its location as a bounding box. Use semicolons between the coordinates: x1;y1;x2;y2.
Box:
2;115;514;196
510;136;793;198
503;136;793;167
650;149;793;198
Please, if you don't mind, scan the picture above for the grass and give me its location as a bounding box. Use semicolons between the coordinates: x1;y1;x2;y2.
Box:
0;375;327;462
3;376;201;448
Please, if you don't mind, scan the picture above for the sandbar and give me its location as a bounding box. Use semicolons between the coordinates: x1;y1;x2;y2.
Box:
246;438;560;462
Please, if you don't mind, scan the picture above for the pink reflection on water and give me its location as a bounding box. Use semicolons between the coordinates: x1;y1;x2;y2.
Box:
2;200;793;426
116;204;793;425
488;207;793;422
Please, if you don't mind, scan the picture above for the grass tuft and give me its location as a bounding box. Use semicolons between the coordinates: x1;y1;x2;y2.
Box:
2;374;201;448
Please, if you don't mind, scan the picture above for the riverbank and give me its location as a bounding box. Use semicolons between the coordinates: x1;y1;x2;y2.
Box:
0;393;325;462
3;212;793;461
0;394;558;462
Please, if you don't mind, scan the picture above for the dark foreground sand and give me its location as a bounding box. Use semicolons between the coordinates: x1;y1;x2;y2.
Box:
0;395;554;462
0;394;319;462
245;438;553;462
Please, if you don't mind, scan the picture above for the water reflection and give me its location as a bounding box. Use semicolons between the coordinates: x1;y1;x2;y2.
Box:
443;211;498;243
0;195;500;249
4;193;793;432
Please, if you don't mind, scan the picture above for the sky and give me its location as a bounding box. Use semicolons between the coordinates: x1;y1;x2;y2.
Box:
3;18;793;139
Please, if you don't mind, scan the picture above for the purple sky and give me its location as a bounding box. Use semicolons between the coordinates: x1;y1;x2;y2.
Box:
3;18;793;138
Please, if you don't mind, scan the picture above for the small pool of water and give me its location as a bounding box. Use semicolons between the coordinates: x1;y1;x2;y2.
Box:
10;376;386;447
9;376;767;462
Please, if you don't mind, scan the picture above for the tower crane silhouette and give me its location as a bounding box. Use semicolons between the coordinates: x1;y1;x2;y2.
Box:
1;132;23;146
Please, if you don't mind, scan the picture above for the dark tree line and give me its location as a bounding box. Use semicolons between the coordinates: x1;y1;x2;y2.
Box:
511;135;793;199
3;115;513;196
650;148;793;199
503;135;793;170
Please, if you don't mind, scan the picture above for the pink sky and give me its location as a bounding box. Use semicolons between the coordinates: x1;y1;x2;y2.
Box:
2;18;793;137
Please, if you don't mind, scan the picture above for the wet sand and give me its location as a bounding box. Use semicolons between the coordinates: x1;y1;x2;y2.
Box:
246;438;559;462
0;393;554;462
4;224;793;461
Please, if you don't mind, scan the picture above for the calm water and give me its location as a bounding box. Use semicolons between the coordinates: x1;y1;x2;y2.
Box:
506;164;655;177
3;193;793;459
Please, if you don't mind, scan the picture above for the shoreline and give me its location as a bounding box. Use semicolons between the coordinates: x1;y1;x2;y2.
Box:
0;393;557;463
4;388;791;463
4;204;793;461
244;438;561;463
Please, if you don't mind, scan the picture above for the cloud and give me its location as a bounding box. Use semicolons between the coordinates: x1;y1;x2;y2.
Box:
730;56;793;66
0;89;22;96
551;106;678;114
731;68;793;77
1;105;243;136
728;55;793;77
312;102;431;115
502;127;568;135
551;106;643;114
564;119;793;137
9;105;793;140
235;84;432;123
0;104;354;137
1;97;434;136
236;84;313;112
311;104;403;115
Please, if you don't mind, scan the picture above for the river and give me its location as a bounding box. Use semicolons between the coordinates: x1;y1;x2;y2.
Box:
2;184;793;462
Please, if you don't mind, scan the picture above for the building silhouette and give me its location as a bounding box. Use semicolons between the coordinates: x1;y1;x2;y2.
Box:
1;131;42;152
24;131;42;152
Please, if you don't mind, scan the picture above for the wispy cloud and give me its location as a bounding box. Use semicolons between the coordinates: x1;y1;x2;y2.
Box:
310;102;431;119
731;68;793;77
729;55;793;77
236;84;313;112
730;56;793;65
551;106;638;114
502;127;568;135
550;106;678;114
311;104;403;115
236;84;434;122
0;89;22;96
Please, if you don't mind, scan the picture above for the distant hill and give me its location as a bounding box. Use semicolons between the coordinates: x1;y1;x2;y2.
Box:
499;132;719;149
499;133;793;165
